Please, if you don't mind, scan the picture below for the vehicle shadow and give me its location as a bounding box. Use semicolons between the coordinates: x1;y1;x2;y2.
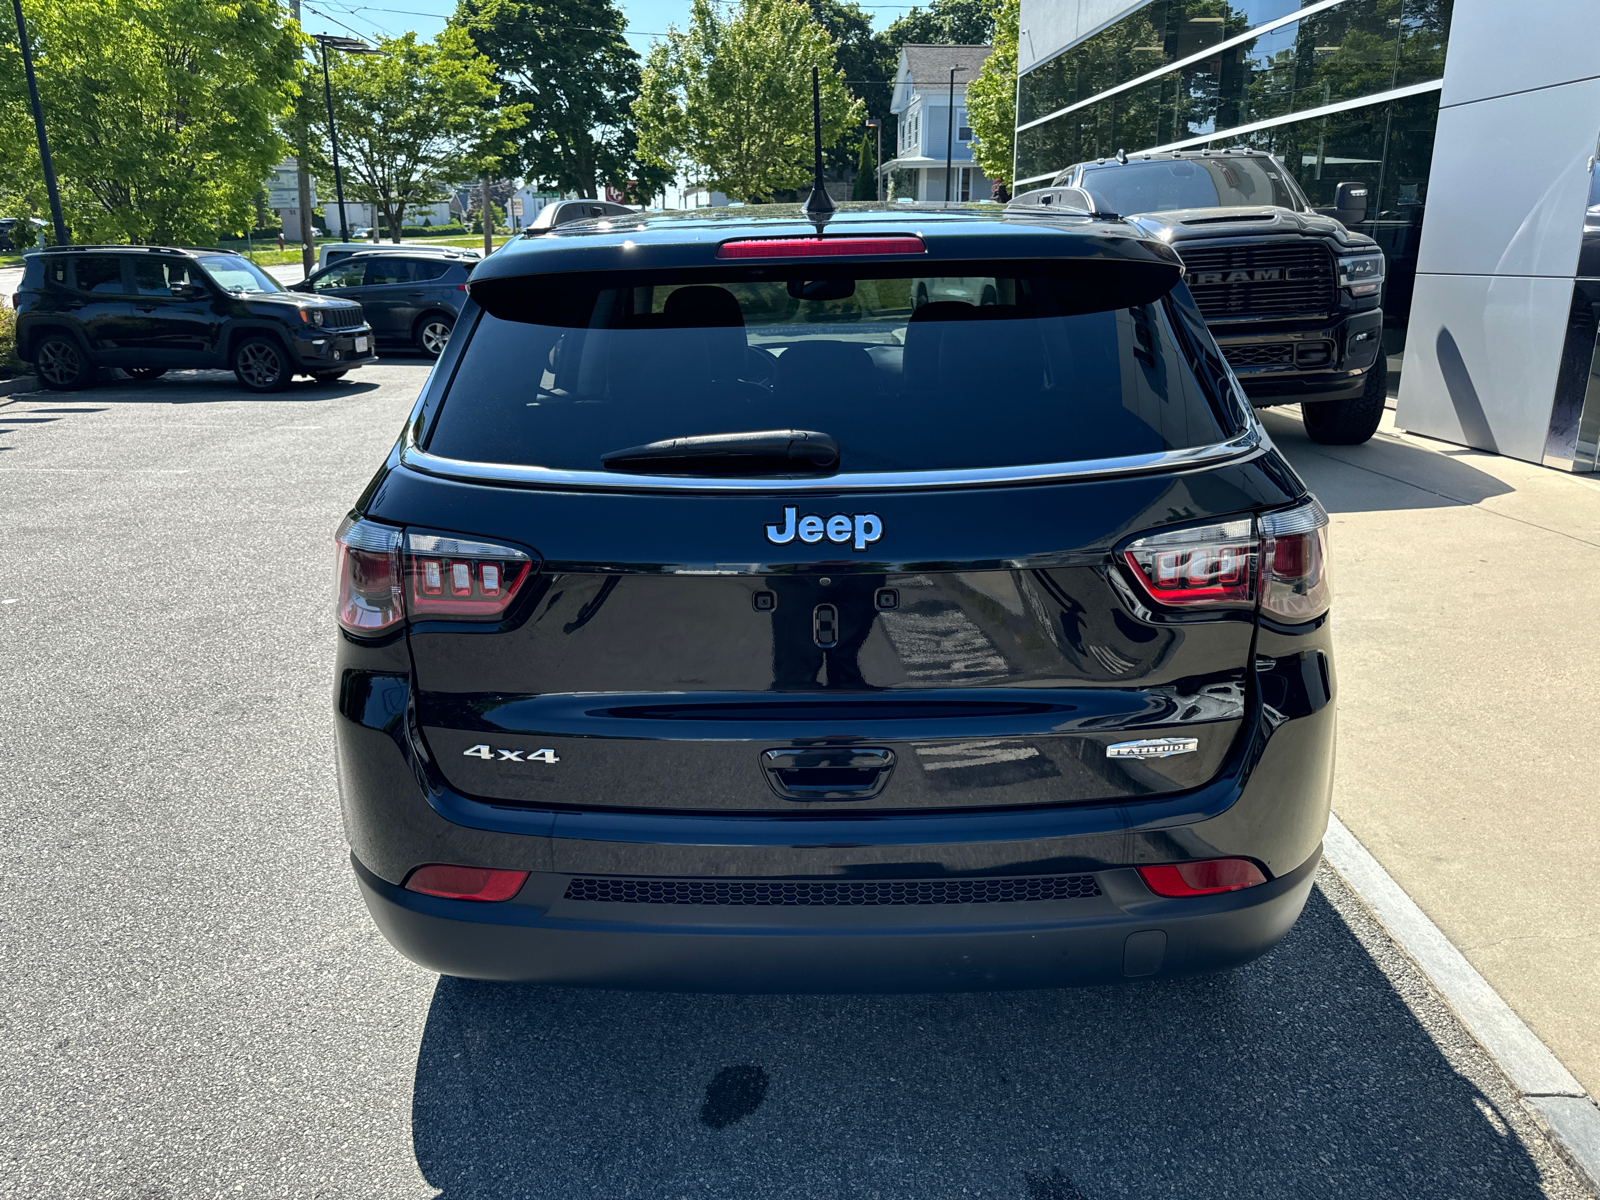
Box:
408;876;1556;1200
1259;407;1515;513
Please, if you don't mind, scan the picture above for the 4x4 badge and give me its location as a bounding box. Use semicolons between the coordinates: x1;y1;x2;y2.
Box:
463;744;560;764
765;506;883;551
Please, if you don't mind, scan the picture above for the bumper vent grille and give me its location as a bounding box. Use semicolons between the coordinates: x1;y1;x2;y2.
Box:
320;305;365;330
1181;241;1336;319
1225;343;1295;367
563;874;1103;906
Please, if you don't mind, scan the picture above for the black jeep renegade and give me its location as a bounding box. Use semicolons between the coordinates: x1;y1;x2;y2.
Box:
334;202;1335;992
14;245;376;392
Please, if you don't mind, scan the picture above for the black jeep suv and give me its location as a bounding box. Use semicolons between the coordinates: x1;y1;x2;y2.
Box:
13;245;376;392
1039;149;1387;445
335;203;1334;992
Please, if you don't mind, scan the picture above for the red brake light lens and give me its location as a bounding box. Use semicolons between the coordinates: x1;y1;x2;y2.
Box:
403;864;529;902
405;531;532;620
334;516;403;634
716;236;926;259
1121;518;1256;608
1138;858;1268;897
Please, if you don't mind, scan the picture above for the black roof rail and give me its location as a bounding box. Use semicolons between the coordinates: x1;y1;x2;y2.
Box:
31;243;239;256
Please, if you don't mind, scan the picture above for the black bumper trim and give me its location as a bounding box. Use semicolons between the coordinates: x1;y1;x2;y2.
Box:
350;847;1321;992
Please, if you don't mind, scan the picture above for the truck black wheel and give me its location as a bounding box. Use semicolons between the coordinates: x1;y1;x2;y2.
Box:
232;336;291;393
35;335;94;391
1301;356;1386;446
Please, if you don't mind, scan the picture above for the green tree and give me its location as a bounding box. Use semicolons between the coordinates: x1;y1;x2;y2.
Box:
0;0;302;244
964;0;1016;189
851;133;876;199
884;0;994;48
635;0;864;203
452;0;668;201
309;29;522;243
802;0;894;167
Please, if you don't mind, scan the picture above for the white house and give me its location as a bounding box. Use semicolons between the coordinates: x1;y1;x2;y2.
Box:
881;44;994;204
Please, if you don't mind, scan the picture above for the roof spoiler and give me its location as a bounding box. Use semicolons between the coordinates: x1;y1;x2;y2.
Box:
1006;187;1118;220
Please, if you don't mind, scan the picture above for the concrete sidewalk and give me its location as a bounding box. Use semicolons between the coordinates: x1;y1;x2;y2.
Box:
1262;405;1600;1097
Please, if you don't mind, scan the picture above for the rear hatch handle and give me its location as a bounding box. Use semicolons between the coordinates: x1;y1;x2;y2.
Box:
762;747;895;801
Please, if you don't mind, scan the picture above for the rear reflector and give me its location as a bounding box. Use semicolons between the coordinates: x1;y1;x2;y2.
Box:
1138;859;1268;897
716;236;926;259
334;516;404;634
404;864;529;902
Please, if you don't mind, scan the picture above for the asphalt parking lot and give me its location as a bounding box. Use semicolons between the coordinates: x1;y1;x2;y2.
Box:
1;364;1595;1199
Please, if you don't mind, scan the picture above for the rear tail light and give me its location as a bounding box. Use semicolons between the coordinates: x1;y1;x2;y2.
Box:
1138;858;1268;897
335;516;403;634
1260;500;1331;622
403;864;529;902
1119;498;1329;621
406;530;532;620
716;235;926;259
1121;518;1256;608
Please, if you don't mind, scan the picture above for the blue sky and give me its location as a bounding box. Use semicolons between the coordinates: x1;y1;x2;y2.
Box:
295;0;924;48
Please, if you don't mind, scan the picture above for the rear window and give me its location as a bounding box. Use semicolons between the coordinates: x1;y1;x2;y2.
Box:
425;265;1230;475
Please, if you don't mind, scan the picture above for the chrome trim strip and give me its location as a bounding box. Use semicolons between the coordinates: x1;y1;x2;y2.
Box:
398;426;1263;494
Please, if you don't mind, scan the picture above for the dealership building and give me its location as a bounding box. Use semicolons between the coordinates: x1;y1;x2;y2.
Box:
1013;0;1600;471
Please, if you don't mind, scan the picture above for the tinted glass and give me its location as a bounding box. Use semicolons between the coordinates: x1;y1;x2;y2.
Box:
426;268;1229;474
132;258;196;295
197;255;280;293
409;258;453;282
74;256;128;295
1082;156;1300;213
313;261;367;290
367;258;415;286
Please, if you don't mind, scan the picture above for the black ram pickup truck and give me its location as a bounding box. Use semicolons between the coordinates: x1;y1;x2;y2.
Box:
1030;149;1386;445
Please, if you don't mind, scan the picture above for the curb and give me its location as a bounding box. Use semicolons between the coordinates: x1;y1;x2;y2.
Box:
0;375;41;399
1323;814;1600;1192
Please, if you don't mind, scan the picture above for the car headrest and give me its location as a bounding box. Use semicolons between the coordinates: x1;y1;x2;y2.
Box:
663;286;745;328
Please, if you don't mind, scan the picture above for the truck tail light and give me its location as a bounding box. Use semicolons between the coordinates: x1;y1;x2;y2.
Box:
1121;518;1256;608
335;516;403;634
1260;500;1331;621
1119;498;1329;621
404;864;529;901
1138;858;1267;897
405;530;533;620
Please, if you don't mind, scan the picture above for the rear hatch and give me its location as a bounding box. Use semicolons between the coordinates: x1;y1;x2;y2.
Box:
379;219;1293;813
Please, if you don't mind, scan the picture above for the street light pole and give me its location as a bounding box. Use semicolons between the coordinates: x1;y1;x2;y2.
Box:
866;119;882;202
316;40;349;242
9;0;68;245
945;66;966;205
289;0;315;277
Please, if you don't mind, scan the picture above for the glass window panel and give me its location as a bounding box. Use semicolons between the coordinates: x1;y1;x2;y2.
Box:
1015;0;1451;184
74;255;129;295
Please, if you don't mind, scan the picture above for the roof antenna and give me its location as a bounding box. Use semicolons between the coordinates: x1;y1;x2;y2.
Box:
801;66;836;224
1115;148;1128;164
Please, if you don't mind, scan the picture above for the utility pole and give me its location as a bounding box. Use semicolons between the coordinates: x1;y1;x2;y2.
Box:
945;66;967;205
480;175;493;254
288;0;315;277
9;0;68;245
310;35;378;243
866;119;882;202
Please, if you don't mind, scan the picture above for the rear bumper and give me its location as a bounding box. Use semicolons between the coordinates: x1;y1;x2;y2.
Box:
351;847;1320;991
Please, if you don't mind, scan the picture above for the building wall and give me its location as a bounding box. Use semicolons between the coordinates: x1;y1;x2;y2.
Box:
1018;0;1141;74
1393;0;1600;470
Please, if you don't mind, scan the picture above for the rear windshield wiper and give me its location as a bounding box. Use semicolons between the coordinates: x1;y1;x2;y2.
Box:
600;430;839;477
